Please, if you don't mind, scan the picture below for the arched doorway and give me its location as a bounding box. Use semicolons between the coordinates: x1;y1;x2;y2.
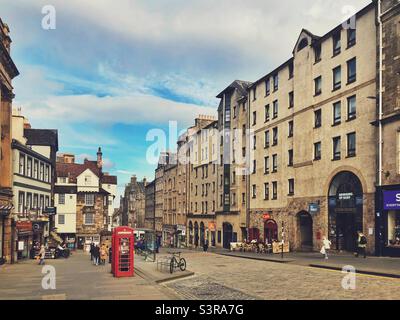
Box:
200;222;205;247
328;171;363;252
298;211;313;251
194;222;199;247
223;223;233;249
264;220;278;244
188;221;193;245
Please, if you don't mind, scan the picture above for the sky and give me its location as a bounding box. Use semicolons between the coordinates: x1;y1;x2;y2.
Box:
1;0;371;206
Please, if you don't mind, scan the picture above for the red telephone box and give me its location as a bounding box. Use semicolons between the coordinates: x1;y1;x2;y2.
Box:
112;226;135;278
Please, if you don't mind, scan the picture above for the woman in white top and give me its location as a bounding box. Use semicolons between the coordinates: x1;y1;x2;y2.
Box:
320;237;332;260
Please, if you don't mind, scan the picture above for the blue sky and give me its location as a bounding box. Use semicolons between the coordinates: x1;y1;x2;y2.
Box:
1;0;370;205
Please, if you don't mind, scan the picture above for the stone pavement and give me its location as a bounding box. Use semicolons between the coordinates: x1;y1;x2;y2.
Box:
162;250;400;300
214;249;400;278
0;251;179;300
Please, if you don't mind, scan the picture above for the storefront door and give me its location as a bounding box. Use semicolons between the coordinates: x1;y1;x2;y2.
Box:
223;223;233;249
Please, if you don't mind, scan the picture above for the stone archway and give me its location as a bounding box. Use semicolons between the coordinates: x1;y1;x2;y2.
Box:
328;171;363;252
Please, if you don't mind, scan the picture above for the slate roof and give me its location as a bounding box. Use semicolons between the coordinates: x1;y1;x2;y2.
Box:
102;175;118;185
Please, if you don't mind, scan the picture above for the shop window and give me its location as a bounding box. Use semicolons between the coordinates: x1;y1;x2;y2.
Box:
388;211;400;247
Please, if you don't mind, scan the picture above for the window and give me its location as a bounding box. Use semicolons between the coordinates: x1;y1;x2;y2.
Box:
85;193;95;206
333;137;341;160
288;121;294;138
288;179;295;196
264;156;270;174
252;160;257;174
264;183;270;200
39;163;44;181
289;92;294;109
252;111;257;126
265;104;270;122
27;157;32;177
333;31;341;56
347;132;356;157
265;78;271;96
19;154;25;175
288;150;293;167
233;106;237;119
242;193;245;204
253;135;257;150
272;154;278;173
45;165;49;183
58;194;65;205
84;175;91;185
273;74;279;91
289;62;294;79
347;58;357;84
252;185;257;199
33;160;38;179
26;193;32;210
39;195;44;211
272;182;278;200
265;130;270;148
252;87;257;101
273;100;278;119
333;101;341;125
347;95;356;120
33;194;38;209
242;147;246;158
18;191;25;213
58;214;65;225
347;27;356;48
333;66;341;90
84;213;95;225
272;127;278;146
314;110;322;128
314;76;322;95
314;142;322;161
314;43;321;63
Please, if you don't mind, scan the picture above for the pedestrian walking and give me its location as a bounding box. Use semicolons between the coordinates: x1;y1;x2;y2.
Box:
38;245;46;265
90;242;94;261
355;231;367;259
320;236;331;260
93;244;100;265
100;244;108;265
203;239;209;252
108;246;112;264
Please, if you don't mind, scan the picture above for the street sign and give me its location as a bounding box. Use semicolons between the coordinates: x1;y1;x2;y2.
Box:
309;203;320;215
43;207;57;215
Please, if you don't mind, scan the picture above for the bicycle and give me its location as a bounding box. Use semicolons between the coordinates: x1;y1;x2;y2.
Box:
168;251;187;274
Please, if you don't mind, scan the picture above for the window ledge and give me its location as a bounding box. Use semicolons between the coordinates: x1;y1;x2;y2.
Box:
332;122;341;127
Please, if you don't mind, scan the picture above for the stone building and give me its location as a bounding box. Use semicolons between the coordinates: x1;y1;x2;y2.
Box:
186;116;219;248
248;3;378;253
121;176;146;229
374;0;400;257
0;18;19;264
144;180;155;230
216;81;252;249
54;148;117;251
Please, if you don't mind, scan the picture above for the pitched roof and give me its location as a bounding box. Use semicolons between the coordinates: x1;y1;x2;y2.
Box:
56;160;100;179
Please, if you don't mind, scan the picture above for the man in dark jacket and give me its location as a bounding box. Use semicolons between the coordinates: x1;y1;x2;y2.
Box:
93;245;100;265
90;242;94;261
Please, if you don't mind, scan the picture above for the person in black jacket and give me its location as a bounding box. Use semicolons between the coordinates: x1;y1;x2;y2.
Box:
93;245;100;266
89;242;94;261
108;246;112;264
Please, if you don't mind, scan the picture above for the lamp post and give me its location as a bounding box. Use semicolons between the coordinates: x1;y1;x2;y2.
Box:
281;222;285;259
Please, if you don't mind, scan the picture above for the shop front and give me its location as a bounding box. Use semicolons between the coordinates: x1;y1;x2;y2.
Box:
77;235;100;252
0;205;13;264
376;187;400;257
208;222;216;247
162;225;175;247
175;225;186;248
16;221;33;260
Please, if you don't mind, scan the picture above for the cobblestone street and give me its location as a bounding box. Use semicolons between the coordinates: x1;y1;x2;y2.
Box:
163;251;400;300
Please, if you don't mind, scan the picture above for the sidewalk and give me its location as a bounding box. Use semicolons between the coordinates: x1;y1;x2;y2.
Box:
134;253;195;284
208;248;400;278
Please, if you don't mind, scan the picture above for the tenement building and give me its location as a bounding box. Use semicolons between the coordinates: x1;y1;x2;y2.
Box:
248;3;378;254
121;175;146;229
0;18;19;264
144;180;155;230
216;81;252;249
186;116;218;248
374;0;400;257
